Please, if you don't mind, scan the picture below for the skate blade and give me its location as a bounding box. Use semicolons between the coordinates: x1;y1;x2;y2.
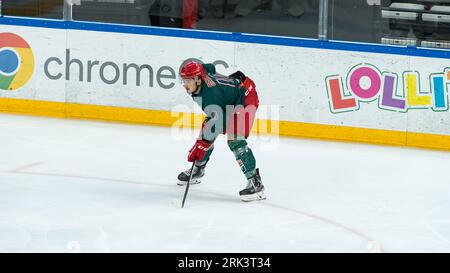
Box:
177;178;202;186
240;192;266;202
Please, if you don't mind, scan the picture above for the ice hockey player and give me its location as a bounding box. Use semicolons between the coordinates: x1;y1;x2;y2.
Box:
177;60;265;202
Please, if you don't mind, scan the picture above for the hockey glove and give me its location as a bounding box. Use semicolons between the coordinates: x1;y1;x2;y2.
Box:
188;139;212;162
229;70;247;83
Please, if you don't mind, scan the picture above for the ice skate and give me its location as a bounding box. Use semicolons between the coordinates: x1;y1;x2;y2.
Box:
177;163;206;186
239;168;266;202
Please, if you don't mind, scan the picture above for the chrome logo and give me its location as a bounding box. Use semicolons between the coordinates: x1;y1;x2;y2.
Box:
0;33;35;91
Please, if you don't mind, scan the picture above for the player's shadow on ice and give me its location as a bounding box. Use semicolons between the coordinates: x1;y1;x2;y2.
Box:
185;189;246;204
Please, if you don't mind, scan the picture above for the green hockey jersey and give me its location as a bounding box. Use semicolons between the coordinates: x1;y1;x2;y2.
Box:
191;63;246;141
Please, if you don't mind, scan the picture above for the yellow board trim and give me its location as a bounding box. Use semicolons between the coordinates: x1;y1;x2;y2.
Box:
1;97;450;151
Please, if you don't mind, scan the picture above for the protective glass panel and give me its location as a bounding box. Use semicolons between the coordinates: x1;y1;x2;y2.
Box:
1;0;63;19
71;0;319;39
328;0;381;44
379;0;450;49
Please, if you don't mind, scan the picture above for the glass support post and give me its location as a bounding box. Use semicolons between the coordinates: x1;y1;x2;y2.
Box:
318;0;329;41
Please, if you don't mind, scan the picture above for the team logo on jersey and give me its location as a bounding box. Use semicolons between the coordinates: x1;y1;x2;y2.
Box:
0;33;35;91
204;75;216;88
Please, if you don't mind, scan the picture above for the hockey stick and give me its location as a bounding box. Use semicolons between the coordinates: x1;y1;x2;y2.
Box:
181;160;196;208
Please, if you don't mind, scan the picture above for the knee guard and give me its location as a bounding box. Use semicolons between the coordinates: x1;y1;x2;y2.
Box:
227;140;256;179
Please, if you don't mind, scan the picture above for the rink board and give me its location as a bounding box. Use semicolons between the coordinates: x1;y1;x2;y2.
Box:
1;18;450;150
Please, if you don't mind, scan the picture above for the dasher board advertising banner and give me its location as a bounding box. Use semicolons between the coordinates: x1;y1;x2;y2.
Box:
1;19;450;149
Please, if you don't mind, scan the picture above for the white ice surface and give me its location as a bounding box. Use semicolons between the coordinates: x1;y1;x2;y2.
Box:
0;113;450;252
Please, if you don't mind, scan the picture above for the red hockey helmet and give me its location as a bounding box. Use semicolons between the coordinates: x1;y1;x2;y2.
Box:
180;61;205;80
